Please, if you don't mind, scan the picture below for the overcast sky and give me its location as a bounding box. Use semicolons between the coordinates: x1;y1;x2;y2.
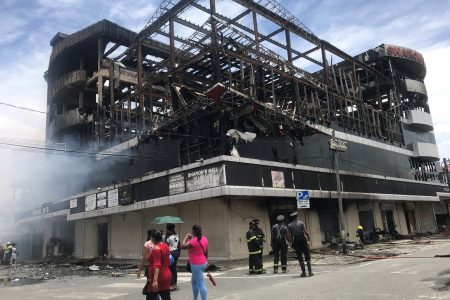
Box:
0;0;449;159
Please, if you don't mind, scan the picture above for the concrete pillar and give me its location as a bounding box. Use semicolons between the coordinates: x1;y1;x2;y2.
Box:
345;201;360;243
97;76;103;109
83;218;101;259
394;203;408;235
305;208;321;249
74;220;85;259
80;55;85;71
110;212;141;259
41;221;53;258
227;198;270;259
373;202;383;229
97;38;103;70
78;90;84;109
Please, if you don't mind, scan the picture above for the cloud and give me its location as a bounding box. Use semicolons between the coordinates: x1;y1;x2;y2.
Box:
0;14;27;45
422;46;450;159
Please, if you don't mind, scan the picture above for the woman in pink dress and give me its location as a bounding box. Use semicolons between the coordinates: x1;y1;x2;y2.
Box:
182;225;208;300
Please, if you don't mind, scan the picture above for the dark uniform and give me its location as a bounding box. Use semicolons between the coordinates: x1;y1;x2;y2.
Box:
246;222;263;274
253;219;265;267
271;215;288;273
288;212;313;277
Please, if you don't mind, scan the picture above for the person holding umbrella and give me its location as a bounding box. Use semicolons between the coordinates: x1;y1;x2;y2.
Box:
165;223;180;290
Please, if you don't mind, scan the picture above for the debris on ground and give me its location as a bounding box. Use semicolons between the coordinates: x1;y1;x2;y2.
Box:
88;265;99;271
0;261;138;281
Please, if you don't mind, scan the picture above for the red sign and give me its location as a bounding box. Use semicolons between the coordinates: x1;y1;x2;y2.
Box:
385;45;425;65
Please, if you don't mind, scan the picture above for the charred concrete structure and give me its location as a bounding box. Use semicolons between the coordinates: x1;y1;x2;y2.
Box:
15;0;449;260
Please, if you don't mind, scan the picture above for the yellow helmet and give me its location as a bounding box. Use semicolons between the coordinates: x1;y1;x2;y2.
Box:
357;226;363;230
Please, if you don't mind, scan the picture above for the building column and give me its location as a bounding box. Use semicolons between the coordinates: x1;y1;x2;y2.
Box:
78;90;84;109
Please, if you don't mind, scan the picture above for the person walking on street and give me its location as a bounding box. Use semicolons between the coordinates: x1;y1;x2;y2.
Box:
271;215;288;273
138;229;155;279
246;221;265;274
287;211;313;277
181;225;208;300
145;230;172;300
252;219;265;268
165;223;180;290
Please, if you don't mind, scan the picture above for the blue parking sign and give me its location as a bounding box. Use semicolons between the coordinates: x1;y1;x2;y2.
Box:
296;190;310;200
296;190;310;209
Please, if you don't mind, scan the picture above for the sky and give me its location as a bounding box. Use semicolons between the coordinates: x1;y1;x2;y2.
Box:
0;0;449;157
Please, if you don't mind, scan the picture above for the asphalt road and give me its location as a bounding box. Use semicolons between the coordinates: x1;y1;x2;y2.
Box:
1;244;450;299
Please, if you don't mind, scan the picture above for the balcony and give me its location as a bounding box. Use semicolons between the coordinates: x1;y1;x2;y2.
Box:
50;70;86;99
49;108;93;137
403;110;434;132
402;79;427;96
412;142;439;161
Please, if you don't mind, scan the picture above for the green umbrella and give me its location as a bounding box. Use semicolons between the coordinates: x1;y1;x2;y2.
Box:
151;216;184;224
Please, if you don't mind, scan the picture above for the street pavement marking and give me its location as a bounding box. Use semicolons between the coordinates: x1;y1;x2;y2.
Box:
101;283;148;288
390;266;418;275
53;292;128;299
348;261;379;269
385;263;403;269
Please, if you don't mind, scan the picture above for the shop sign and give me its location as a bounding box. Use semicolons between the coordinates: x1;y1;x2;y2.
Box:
70;199;78;209
169;174;185;195
96;192;107;209
118;186;133;205
107;189;119;207
186;166;224;192
271;171;285;188
85;194;96;211
384;45;425;65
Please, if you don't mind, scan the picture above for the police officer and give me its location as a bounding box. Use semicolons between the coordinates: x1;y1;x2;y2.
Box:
246;221;264;274
287;212;313;277
271;215;288;273
252;219;265;267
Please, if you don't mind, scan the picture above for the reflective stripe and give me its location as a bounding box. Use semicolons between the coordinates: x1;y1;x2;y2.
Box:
249;250;261;254
247;236;257;242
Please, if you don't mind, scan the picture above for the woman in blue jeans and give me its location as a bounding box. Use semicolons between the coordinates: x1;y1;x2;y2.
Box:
182;225;208;300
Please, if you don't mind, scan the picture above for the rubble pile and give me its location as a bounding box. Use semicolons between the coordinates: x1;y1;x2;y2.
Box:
0;262;136;281
310;238;450;264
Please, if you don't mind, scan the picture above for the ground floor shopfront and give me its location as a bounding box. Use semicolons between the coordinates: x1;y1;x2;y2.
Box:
15;156;450;260
18;196;444;261
72;198;442;260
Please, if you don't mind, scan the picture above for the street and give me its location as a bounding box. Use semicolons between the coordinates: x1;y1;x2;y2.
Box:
1;242;450;299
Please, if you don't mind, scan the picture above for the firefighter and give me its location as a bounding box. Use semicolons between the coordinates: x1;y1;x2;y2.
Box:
3;242;12;263
271;215;288;273
246;221;264;274
287;212;313;277
252;219;265;268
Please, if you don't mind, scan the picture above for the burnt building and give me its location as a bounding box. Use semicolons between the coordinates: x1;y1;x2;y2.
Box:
16;0;449;260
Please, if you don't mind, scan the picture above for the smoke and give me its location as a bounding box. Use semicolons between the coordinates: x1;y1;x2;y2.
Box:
0;138;106;238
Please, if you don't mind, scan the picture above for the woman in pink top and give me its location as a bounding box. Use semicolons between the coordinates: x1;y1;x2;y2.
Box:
138;229;155;279
182;225;208;300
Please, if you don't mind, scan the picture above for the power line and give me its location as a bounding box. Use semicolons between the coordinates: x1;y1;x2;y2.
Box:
0;101;46;114
0;141;175;160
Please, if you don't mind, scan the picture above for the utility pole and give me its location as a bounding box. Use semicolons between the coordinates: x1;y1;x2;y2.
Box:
442;158;450;226
330;130;348;253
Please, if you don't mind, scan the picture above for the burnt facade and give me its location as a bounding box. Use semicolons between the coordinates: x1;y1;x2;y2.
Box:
44;0;441;191
15;0;449;260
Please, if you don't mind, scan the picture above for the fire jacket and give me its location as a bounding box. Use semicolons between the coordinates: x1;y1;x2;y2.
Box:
246;229;261;255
